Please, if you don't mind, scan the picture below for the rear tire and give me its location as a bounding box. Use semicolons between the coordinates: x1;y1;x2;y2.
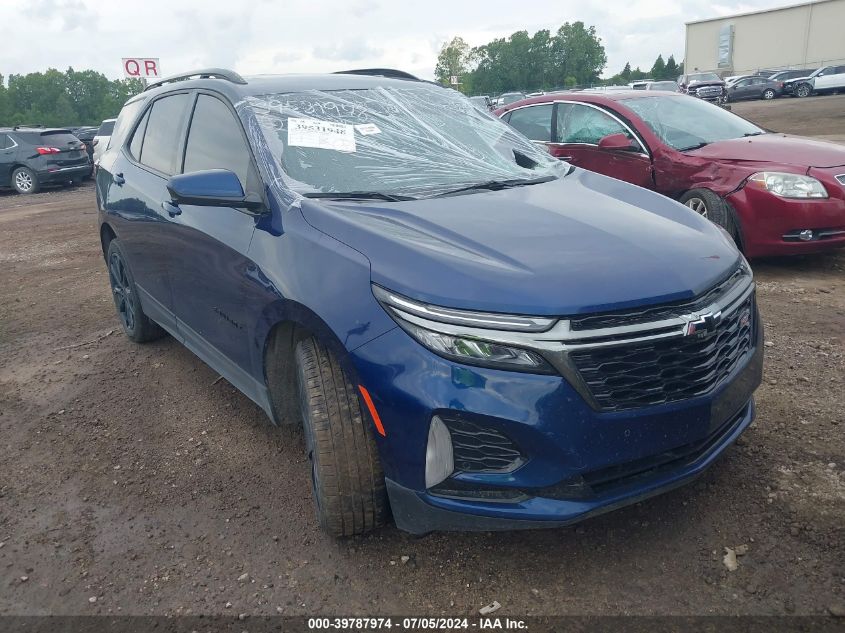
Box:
762;88;776;100
12;167;39;194
679;189;740;244
295;337;388;537
106;239;166;343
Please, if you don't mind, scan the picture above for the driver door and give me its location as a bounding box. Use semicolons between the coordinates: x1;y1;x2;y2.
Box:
549;102;653;190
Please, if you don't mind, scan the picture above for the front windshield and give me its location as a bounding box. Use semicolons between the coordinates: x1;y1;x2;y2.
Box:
242;86;561;199
620;95;764;151
688;73;720;82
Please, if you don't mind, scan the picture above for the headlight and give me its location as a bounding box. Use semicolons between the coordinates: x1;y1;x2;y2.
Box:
748;172;828;199
372;285;555;374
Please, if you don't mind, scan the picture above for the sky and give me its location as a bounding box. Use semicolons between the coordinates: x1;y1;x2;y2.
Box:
1;0;799;82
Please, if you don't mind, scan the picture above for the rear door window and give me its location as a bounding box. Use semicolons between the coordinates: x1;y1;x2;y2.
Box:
183;94;254;188
505;104;553;142
137;93;191;175
0;134;9;150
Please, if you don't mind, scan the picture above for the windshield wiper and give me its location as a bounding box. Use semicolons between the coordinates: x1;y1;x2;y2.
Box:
303;191;417;202
435;175;557;198
743;132;765;137
679;141;711;151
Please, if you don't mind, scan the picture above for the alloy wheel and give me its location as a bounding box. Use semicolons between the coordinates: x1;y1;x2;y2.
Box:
763;89;775;100
685;197;708;219
108;251;136;332
14;171;33;192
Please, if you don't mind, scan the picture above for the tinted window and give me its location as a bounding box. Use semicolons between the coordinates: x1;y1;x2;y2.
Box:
183;95;253;187
836;66;845;74
556;103;631;145
128;108;150;160
97;120;115;136
506;104;553;142
138;94;190;175
15;131;78;146
108;100;144;151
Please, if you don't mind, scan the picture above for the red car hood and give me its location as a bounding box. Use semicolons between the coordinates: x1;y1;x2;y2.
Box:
688;134;845;169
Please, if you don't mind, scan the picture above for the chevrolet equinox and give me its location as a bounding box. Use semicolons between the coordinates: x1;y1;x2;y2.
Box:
95;68;763;536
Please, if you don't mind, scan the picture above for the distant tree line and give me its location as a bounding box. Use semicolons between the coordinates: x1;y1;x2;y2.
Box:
434;27;683;95
435;22;608;95
0;68;144;128
603;55;684;85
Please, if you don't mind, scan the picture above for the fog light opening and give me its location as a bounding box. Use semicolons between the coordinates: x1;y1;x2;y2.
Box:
798;229;814;241
425;416;454;489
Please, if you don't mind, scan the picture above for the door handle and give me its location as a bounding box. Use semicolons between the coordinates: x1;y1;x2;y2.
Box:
557;156;574;162
113;172;125;185
161;200;182;217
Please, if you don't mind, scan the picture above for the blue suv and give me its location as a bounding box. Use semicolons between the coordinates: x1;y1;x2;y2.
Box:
96;68;763;536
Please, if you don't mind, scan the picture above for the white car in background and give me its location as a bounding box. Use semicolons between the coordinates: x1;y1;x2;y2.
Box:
91;118;116;164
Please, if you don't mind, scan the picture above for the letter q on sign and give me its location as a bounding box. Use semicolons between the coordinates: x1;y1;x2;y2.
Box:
122;58;161;79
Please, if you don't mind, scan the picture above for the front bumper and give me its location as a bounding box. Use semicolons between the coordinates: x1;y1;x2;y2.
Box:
728;180;845;257
353;309;763;534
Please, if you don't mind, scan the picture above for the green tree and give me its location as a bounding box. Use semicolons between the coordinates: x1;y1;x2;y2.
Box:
665;55;679;80
0;68;143;127
620;62;632;84
550;22;607;87
650;54;666;80
434;37;471;92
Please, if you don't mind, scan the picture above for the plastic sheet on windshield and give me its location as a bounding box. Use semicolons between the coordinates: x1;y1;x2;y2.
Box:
236;86;563;202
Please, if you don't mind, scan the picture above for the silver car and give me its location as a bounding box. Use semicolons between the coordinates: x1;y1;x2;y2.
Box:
92;118;116;164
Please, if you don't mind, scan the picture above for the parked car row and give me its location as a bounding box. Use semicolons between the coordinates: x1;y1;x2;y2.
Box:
0;116;117;195
495;90;845;257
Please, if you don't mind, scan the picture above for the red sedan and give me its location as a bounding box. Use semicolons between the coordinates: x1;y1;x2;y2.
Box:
495;92;845;257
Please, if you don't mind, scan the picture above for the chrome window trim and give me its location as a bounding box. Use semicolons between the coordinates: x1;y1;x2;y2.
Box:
1;135;19;150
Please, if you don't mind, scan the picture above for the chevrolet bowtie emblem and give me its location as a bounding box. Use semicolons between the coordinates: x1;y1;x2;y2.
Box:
685;311;722;336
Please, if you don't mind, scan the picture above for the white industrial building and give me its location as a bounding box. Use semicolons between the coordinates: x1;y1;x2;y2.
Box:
685;0;845;75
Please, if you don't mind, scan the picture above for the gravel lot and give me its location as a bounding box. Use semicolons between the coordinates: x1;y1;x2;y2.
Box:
0;95;843;618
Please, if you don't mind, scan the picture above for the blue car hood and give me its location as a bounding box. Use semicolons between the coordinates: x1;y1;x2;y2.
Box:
299;169;741;316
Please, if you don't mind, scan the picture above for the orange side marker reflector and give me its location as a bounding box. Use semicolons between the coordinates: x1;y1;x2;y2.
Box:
358;385;386;437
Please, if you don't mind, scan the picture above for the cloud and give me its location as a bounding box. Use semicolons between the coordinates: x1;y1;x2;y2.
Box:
2;0;794;83
313;40;383;62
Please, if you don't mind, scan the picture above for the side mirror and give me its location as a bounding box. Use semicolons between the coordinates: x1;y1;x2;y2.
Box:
166;169;262;210
598;133;638;152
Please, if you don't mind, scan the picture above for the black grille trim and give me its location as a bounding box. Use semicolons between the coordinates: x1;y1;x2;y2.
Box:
441;417;526;474
569;296;756;412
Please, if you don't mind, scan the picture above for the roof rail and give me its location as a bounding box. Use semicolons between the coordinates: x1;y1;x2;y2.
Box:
334;68;421;81
144;68;247;92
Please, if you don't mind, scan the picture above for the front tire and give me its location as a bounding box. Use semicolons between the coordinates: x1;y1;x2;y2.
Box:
295;337;388;537
12;167;39;194
679;189;739;243
795;83;812;98
106;239;165;343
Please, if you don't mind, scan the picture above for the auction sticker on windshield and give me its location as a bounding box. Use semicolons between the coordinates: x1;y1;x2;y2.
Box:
288;118;356;152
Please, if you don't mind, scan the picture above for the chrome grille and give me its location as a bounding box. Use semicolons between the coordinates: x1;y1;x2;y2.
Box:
570;296;755;411
570;266;748;331
693;86;723;98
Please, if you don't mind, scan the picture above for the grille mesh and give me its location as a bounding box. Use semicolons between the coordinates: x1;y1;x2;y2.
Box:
443;418;524;473
570;296;755;412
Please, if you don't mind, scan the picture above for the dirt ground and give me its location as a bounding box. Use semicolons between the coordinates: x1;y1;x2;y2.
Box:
1;95;844;619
